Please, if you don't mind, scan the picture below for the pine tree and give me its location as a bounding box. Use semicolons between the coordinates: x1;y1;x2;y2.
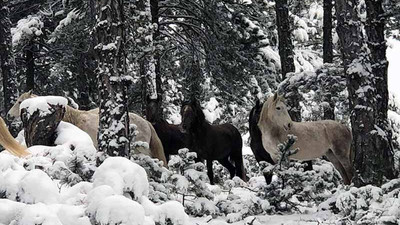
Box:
322;0;335;120
335;0;395;186
275;0;301;122
365;0;396;180
0;0;19;118
95;0;130;163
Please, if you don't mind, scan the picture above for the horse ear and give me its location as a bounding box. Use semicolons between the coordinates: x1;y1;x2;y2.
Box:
273;93;278;102
27;90;33;95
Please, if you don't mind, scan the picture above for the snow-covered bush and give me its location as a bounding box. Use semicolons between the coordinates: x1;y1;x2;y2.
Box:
93;156;149;200
168;149;214;201
186;197;219;218
95;195;147;225
141;196;190;225
260;159;341;212
17;121;97;185
216;193;270;223
0;169;60;204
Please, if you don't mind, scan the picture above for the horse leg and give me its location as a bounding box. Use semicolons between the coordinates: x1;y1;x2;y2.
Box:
303;160;313;171
218;158;236;178
332;147;353;184
207;160;214;185
231;150;247;182
325;149;350;185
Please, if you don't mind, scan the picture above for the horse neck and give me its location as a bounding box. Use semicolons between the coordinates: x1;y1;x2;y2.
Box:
190;119;210;137
63;106;82;125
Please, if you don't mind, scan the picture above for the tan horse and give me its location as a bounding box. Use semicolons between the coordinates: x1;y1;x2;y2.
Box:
257;93;353;184
7;91;167;165
0;117;30;157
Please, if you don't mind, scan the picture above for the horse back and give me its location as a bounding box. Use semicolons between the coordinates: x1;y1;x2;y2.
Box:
291;120;352;159
154;120;188;154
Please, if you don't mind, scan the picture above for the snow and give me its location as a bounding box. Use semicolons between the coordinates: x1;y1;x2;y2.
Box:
95;195;146;225
93;157;149;199
141;196;189;225
54;121;96;161
0;169;60;204
54;9;80;33
202;97;224;123
20;96;68;120
11;16;43;46
19;203;63;225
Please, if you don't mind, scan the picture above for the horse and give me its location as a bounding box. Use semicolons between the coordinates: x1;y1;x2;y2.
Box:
146;96;190;162
0;117;30;157
180;99;247;184
7;91;167;165
257;93;353;184
249;99;313;184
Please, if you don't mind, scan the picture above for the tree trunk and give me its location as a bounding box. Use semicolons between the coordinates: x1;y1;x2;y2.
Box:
365;0;396;179
21;104;65;147
25;40;35;91
275;0;300;122
96;0;130;164
76;53;91;110
136;0;157;106
335;0;394;186
150;0;163;116
275;0;295;79
0;1;19;118
323;0;333;63
322;93;335;120
322;0;335;120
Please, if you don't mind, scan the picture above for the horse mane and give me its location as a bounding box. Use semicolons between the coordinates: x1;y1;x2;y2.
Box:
183;99;205;124
0;117;30;157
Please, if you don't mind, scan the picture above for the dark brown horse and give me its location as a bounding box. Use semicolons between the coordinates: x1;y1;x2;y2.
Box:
249;99;312;184
146;96;190;162
180;99;247;184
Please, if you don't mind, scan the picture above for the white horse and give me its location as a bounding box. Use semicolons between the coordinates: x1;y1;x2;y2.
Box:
7;91;167;165
0;117;30;157
257;93;353;184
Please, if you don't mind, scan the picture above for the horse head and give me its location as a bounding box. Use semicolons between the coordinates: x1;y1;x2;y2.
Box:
7;90;36;120
258;93;293;134
146;95;162;123
180;98;204;133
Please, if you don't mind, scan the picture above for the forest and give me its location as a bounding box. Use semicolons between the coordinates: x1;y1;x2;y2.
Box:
1;0;400;224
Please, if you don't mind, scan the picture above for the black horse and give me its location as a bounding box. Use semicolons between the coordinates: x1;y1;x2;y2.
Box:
180;99;246;184
249;99;312;184
146;96;190;162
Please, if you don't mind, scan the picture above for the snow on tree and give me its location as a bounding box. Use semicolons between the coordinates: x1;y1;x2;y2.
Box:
0;0;19;120
95;0;131;162
335;0;395;186
127;0;157;110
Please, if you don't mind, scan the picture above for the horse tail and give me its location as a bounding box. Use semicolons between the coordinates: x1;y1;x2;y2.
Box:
348;126;354;165
148;122;167;166
0;117;30;157
231;125;248;182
